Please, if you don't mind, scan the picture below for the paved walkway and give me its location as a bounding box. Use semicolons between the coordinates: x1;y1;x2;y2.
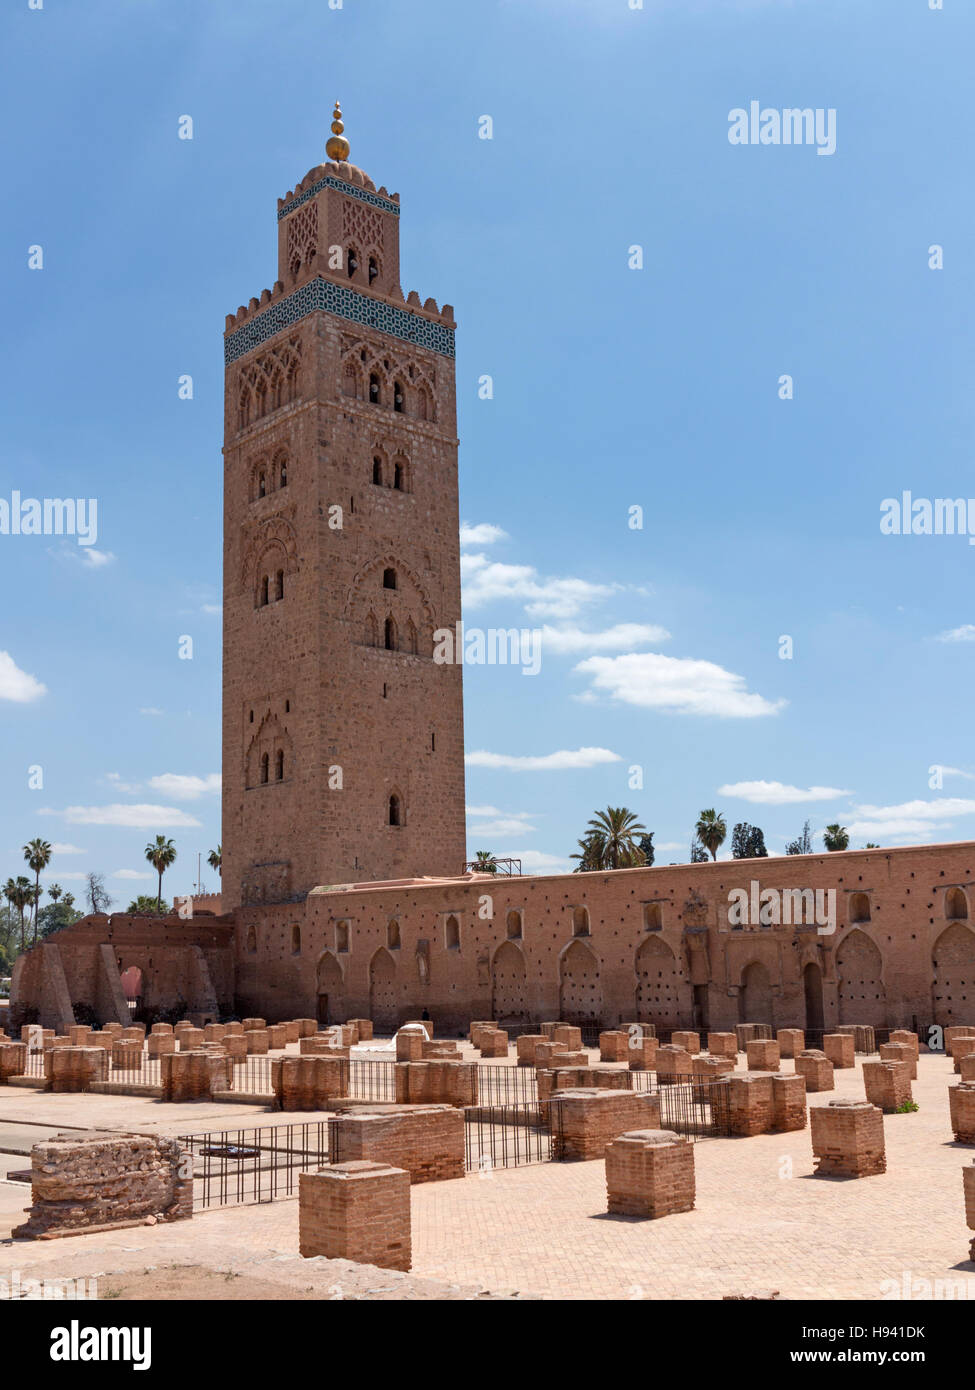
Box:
0;1053;972;1299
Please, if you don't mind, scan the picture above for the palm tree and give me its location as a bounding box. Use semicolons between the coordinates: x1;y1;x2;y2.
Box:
23;838;52;945
473;850;498;874
695;809;727;861
823;824;850;852
48;883;62;904
207;845;222;878
4;876;33;951
579;807;647;870
571;831;607;872
145;836;177;911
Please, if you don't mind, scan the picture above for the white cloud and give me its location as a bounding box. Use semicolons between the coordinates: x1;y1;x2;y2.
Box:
466;747;621;771
461;552;616;619
539;622;670;655
939;766;975;782
718;780;852;805
466;805;504;817
147;773;221;800
507;849;572;873
112;869;153;880
200;603;222;616
936;625;975;643
459;522;509;547
847;797;975;840
49;804;202;828
655;841;686;852
140;707;165;717
44;870;87;881
575;653;785;719
106;772;141;794
51;842;85;855
78;549;115;569
468;818;538;837
0;651;46;703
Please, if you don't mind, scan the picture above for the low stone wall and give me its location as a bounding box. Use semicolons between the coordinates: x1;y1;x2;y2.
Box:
795;1050;834;1093
823;1034;856;1069
949;1081;975;1144
45;1046;109;1093
810;1100;886;1177
299;1161;410;1270
745;1039;780;1072
656;1045;693;1084
0;1042;27;1081
160;1050;232;1102
272;1055;350;1111
776;1028;805;1059
628;1037;657;1070
837;1024;875;1054
965;1162;975;1261
863;1061;912;1113
605;1129;695;1218
394;1060;476;1108
13;1131;192;1238
550;1088;662;1161
707;1032;737;1060
599;1031;629;1063
328;1104;464;1183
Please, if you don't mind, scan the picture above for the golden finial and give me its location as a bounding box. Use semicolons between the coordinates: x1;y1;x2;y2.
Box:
325;100;350;163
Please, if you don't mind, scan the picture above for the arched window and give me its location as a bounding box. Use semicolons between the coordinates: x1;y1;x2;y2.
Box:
946;886;969;920
445;915;460;950
275;570;284;601
260;753;269;785
291;925;301;954
258;472;266;498
246;926;257;954
393;380;406;414
260;575;269;607
347;246;359;279
383;568;396;590
271;371;284;411
406;619;418;655
573;905;590;936
369;373;381;405
388;793;401;826
336;920;350;953
387;918;401;949
384;617;396;651
239;387;251;430
849;892;871;924
372;457;383;486
643;903;662;931
368;256;379;284
393;461;404;491
275;749;284;781
365;611;378;647
279;460;287;487
506;909;523;940
255;378;267;418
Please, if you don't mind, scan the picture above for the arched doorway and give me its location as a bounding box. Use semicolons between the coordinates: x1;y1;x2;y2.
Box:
491;941;527;1024
368;948;397;1034
836;928;886;1026
803;961;824;1032
932;923;975;1027
634;936;688;1028
558;939;601;1025
119;965;145;1015
739;961;772;1026
316;951;344;1025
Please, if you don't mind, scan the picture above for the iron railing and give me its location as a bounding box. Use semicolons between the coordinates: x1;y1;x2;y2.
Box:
178;1122;330;1208
464;1104;551;1170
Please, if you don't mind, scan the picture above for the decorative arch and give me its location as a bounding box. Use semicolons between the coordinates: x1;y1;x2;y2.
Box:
559;938;601;1025
368;947;397;1032
932;922;975;1027
491;941;527;1023
315;950;344;1025
946;886;969;921
836;928;886;1027
849;892;871;924
803;960;824;1032
634;935;688;1028
738;960;773;1026
240;514;299;597
342;553;435;627
244;714;294;790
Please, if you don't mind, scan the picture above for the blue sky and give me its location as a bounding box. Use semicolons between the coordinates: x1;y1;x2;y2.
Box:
0;0;972;903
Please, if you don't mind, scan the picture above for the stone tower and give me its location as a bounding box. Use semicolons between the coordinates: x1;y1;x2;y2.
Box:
221;107;466;912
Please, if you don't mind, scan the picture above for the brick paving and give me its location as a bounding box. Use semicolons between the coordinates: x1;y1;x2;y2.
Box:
0;1053;972;1299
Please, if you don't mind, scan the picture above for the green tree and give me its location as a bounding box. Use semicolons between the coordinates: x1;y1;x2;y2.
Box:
22;837;52;945
637;832;655;867
473;851;498;874
695;808;727;861
785;820;813;856
207;845;222;878
823;824;850;852
127;894;171;915
690;840;708;863
4;876;33;951
36;899;84;938
731;822;768;859
48;883;62;904
571;831;607;872
144;836;177;911
583;807;647;870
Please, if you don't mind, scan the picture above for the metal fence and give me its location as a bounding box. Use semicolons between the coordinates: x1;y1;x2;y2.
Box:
178;1122;330;1209
464;1104;551;1170
348;1057;398;1101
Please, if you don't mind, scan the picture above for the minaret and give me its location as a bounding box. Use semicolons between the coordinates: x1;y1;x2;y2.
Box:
221;107;467;911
